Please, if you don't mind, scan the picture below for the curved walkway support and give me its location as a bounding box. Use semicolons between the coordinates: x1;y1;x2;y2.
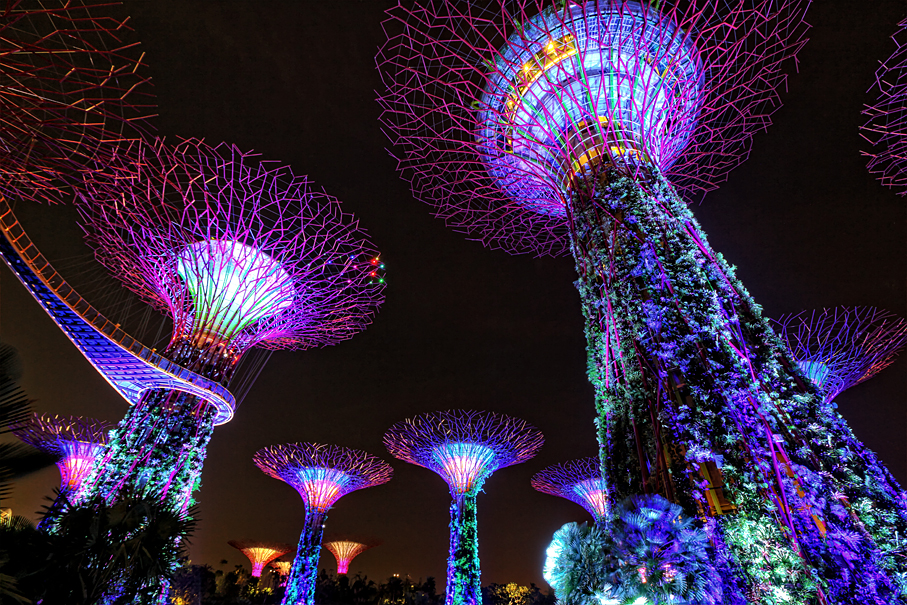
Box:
0;198;236;424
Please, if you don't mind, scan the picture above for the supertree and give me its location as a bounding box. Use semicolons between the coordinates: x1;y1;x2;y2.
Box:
862;18;907;194
271;559;293;587
384;410;543;605
228;540;294;578
11;413;109;502
0;0;153;204
254;443;393;605
323;538;378;575
774;307;907;404
377;1;905;602
75;137;385;516
773;306;907;570
531;457;608;522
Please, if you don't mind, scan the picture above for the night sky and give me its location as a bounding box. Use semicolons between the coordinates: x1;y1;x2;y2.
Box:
2;0;906;591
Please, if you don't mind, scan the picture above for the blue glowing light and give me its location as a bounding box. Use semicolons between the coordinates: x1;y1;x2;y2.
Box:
432;442;497;495
176;239;296;343
292;466;351;512
479;1;703;213
797;360;830;389
573;478;609;520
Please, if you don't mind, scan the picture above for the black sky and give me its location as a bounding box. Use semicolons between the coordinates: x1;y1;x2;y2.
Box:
2;0;906;590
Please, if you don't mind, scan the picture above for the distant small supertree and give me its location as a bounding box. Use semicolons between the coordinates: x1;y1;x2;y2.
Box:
76;137;385;515
0;0;153;204
11;413;109;501
228;540;294;578
254;443;393;605
863;18;907;194
323;538;378;575
773;307;907;403
271;559;292;587
384;410;543;605
532;457;607;522
773;306;907;572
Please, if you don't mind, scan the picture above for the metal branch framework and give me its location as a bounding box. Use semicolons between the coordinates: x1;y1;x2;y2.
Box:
377;1;907;601
228;540;294;578
12;412;109;495
79;137;386;380
254;443;393;605
0;0;155;204
863;18;907;194
322;539;378;575
531;456;608;521
384;410;542;605
377;0;810;255
383;409;544;495
773;307;907;403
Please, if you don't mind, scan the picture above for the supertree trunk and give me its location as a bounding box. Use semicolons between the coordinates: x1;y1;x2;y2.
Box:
567;168;902;604
81;388;216;512
283;511;327;605
447;493;481;605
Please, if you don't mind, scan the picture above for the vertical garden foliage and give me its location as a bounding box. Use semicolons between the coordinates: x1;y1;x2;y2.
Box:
81;389;216;512
448;493;481;605
284;511;327;605
567;167;904;604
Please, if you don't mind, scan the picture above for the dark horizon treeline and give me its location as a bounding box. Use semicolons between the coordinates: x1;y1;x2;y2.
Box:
169;562;557;605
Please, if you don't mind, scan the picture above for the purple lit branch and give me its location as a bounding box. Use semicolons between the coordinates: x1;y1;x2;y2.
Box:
773;307;907;402
531;457;608;521
253;443;394;513
383;409;544;495
78;138;385;374
862;18;907;194
0;0;154;204
377;0;809;255
12;413;109;493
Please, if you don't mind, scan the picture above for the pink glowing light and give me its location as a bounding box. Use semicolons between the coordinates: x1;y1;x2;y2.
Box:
432;442;497;495
572;479;608;521
57;442;105;492
323;540;376;574
228;541;293;578
293;467;350;513
532;457;609;521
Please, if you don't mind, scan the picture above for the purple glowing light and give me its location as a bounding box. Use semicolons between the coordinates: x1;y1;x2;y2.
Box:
863;18;907;194
432;442;497;495
293;467;351;513
773;307;907;402
80;137;385;369
384;410;544;495
254;443;394;512
532;457;608;521
12;413;109;497
377;0;810;255
57;442;106;492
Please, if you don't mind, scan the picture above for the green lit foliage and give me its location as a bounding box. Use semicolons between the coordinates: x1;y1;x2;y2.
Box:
448;494;482;605
569;168;904;603
543;522;612;605
0;493;195;604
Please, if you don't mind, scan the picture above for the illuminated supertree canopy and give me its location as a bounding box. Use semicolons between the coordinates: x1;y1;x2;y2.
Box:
0;0;154;204
774;306;907;403
323;538;378;575
271;559;293;587
378;1;907;602
862;18;907;194
228;540;294;578
254;443;393;605
531;457;608;522
378;0;809;255
11;412;109;498
384;410;543;605
73;137;385;523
